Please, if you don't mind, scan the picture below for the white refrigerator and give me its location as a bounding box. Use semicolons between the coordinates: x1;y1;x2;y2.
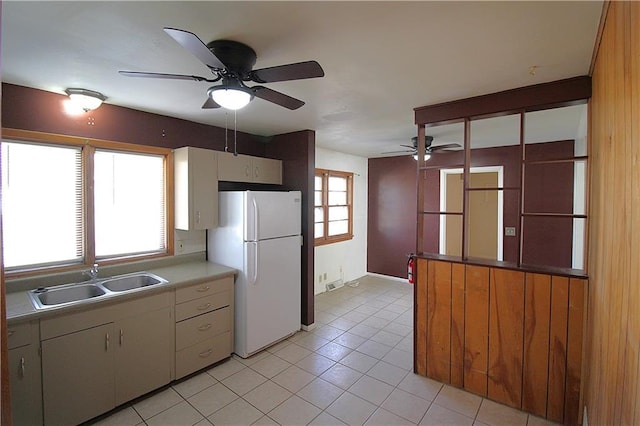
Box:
207;191;302;358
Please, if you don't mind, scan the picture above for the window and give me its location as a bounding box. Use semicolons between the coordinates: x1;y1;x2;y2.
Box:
1;130;172;274
1;142;83;269
314;168;353;245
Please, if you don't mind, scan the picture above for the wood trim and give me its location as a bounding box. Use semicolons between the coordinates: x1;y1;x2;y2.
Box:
2;128;174;278
589;1;611;75
414;76;591;126
313;168;354;246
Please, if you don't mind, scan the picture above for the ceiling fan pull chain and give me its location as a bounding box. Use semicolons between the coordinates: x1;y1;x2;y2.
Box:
234;109;238;156
224;111;229;152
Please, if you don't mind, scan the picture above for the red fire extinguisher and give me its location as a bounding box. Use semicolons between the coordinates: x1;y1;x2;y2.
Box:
407;254;415;284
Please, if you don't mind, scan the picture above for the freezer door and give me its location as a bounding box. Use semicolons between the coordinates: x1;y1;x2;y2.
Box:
241;235;301;356
244;191;301;241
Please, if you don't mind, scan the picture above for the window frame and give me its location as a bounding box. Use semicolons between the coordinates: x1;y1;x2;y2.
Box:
2;128;174;277
314;168;354;246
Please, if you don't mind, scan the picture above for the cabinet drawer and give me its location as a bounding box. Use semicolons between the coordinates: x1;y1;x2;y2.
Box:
176;307;230;351
7;322;31;349
175;276;233;304
175;332;231;379
175;291;231;322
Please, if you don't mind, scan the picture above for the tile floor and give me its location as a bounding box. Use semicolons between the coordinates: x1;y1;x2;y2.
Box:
92;274;557;426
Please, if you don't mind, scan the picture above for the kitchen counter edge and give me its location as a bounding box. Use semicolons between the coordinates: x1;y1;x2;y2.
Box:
5;261;236;324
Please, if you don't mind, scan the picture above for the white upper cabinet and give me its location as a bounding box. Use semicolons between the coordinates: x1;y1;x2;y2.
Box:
217;151;282;184
175;147;218;230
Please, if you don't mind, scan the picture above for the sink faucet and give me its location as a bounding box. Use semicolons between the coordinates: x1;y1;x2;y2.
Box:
84;263;99;281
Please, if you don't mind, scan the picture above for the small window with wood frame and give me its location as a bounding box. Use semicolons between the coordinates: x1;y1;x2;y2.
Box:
314;169;353;246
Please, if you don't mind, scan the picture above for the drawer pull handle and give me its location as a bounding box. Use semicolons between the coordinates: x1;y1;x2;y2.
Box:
120;329;124;346
197;303;212;311
199;348;213;358
198;323;212;331
197;286;210;292
20;357;25;378
105;333;110;351
8;330;15;337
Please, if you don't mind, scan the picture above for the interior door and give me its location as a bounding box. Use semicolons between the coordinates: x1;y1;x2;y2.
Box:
444;171;500;259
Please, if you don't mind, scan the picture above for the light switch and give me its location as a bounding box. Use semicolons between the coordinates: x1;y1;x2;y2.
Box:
505;226;516;237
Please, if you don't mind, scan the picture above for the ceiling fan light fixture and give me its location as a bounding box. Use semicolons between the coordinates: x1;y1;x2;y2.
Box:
209;86;253;110
65;88;106;112
413;153;431;161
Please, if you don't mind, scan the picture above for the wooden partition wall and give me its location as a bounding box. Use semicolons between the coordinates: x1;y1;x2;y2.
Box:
415;258;587;424
586;2;640;424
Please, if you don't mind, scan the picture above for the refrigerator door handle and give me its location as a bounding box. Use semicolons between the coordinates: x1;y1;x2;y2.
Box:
248;241;258;285
252;196;259;241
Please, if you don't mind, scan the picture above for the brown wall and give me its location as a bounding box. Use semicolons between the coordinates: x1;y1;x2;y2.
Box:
2;84;264;155
585;2;640;424
367;156;417;278
266;131;315;327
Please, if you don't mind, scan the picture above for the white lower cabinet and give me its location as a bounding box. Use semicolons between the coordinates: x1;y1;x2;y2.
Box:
39;291;173;425
175;276;234;379
8;321;42;426
114;306;173;405
42;323;115;426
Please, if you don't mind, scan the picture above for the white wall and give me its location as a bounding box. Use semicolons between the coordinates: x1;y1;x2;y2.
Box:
314;147;368;295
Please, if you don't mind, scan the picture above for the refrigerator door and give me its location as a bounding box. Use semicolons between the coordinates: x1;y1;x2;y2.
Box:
239;235;301;357
244;191;301;241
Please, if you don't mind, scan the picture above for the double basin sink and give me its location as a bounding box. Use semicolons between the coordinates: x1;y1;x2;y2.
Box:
29;272;168;310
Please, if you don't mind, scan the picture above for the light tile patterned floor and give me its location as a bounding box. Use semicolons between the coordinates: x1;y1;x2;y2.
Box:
92;275;557;426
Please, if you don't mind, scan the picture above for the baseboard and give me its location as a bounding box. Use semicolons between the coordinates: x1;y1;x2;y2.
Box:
301;323;316;331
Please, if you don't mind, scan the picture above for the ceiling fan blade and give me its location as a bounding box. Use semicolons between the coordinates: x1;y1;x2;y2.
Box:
119;71;218;82
400;144;415;149
430;143;461;151
250;61;324;83
202;97;221;109
252;86;305;110
163;27;226;69
382;150;415;154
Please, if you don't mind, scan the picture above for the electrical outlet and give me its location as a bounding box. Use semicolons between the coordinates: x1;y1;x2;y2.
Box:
177;240;184;252
323;272;327;280
505;227;516;237
318;274;323;282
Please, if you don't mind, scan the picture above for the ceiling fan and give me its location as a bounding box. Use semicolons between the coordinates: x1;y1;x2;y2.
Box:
119;27;325;110
383;136;461;158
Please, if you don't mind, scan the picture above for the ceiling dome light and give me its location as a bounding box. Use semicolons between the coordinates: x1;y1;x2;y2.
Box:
65;88;106;112
209;86;253;110
413;153;431;161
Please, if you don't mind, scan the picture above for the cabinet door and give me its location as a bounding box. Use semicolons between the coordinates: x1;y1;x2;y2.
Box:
217;151;253;182
175;147;218;230
252;157;282;184
115;307;173;405
9;345;42;426
42;323;115;426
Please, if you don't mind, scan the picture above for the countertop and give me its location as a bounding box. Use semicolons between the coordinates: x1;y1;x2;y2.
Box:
6;259;236;324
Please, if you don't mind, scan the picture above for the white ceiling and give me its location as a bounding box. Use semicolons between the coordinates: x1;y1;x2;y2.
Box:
1;1;602;158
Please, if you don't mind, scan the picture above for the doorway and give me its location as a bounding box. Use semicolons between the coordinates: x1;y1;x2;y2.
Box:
439;166;504;261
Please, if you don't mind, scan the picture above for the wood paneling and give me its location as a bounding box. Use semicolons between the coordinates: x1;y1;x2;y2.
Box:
547;276;569;423
522;273;551;417
488;268;524;408
414;259;587;424
565;278;587;425
426;261;451;383
586;2;640;425
451;263;465;387
415;258;428;376
464;265;490;396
